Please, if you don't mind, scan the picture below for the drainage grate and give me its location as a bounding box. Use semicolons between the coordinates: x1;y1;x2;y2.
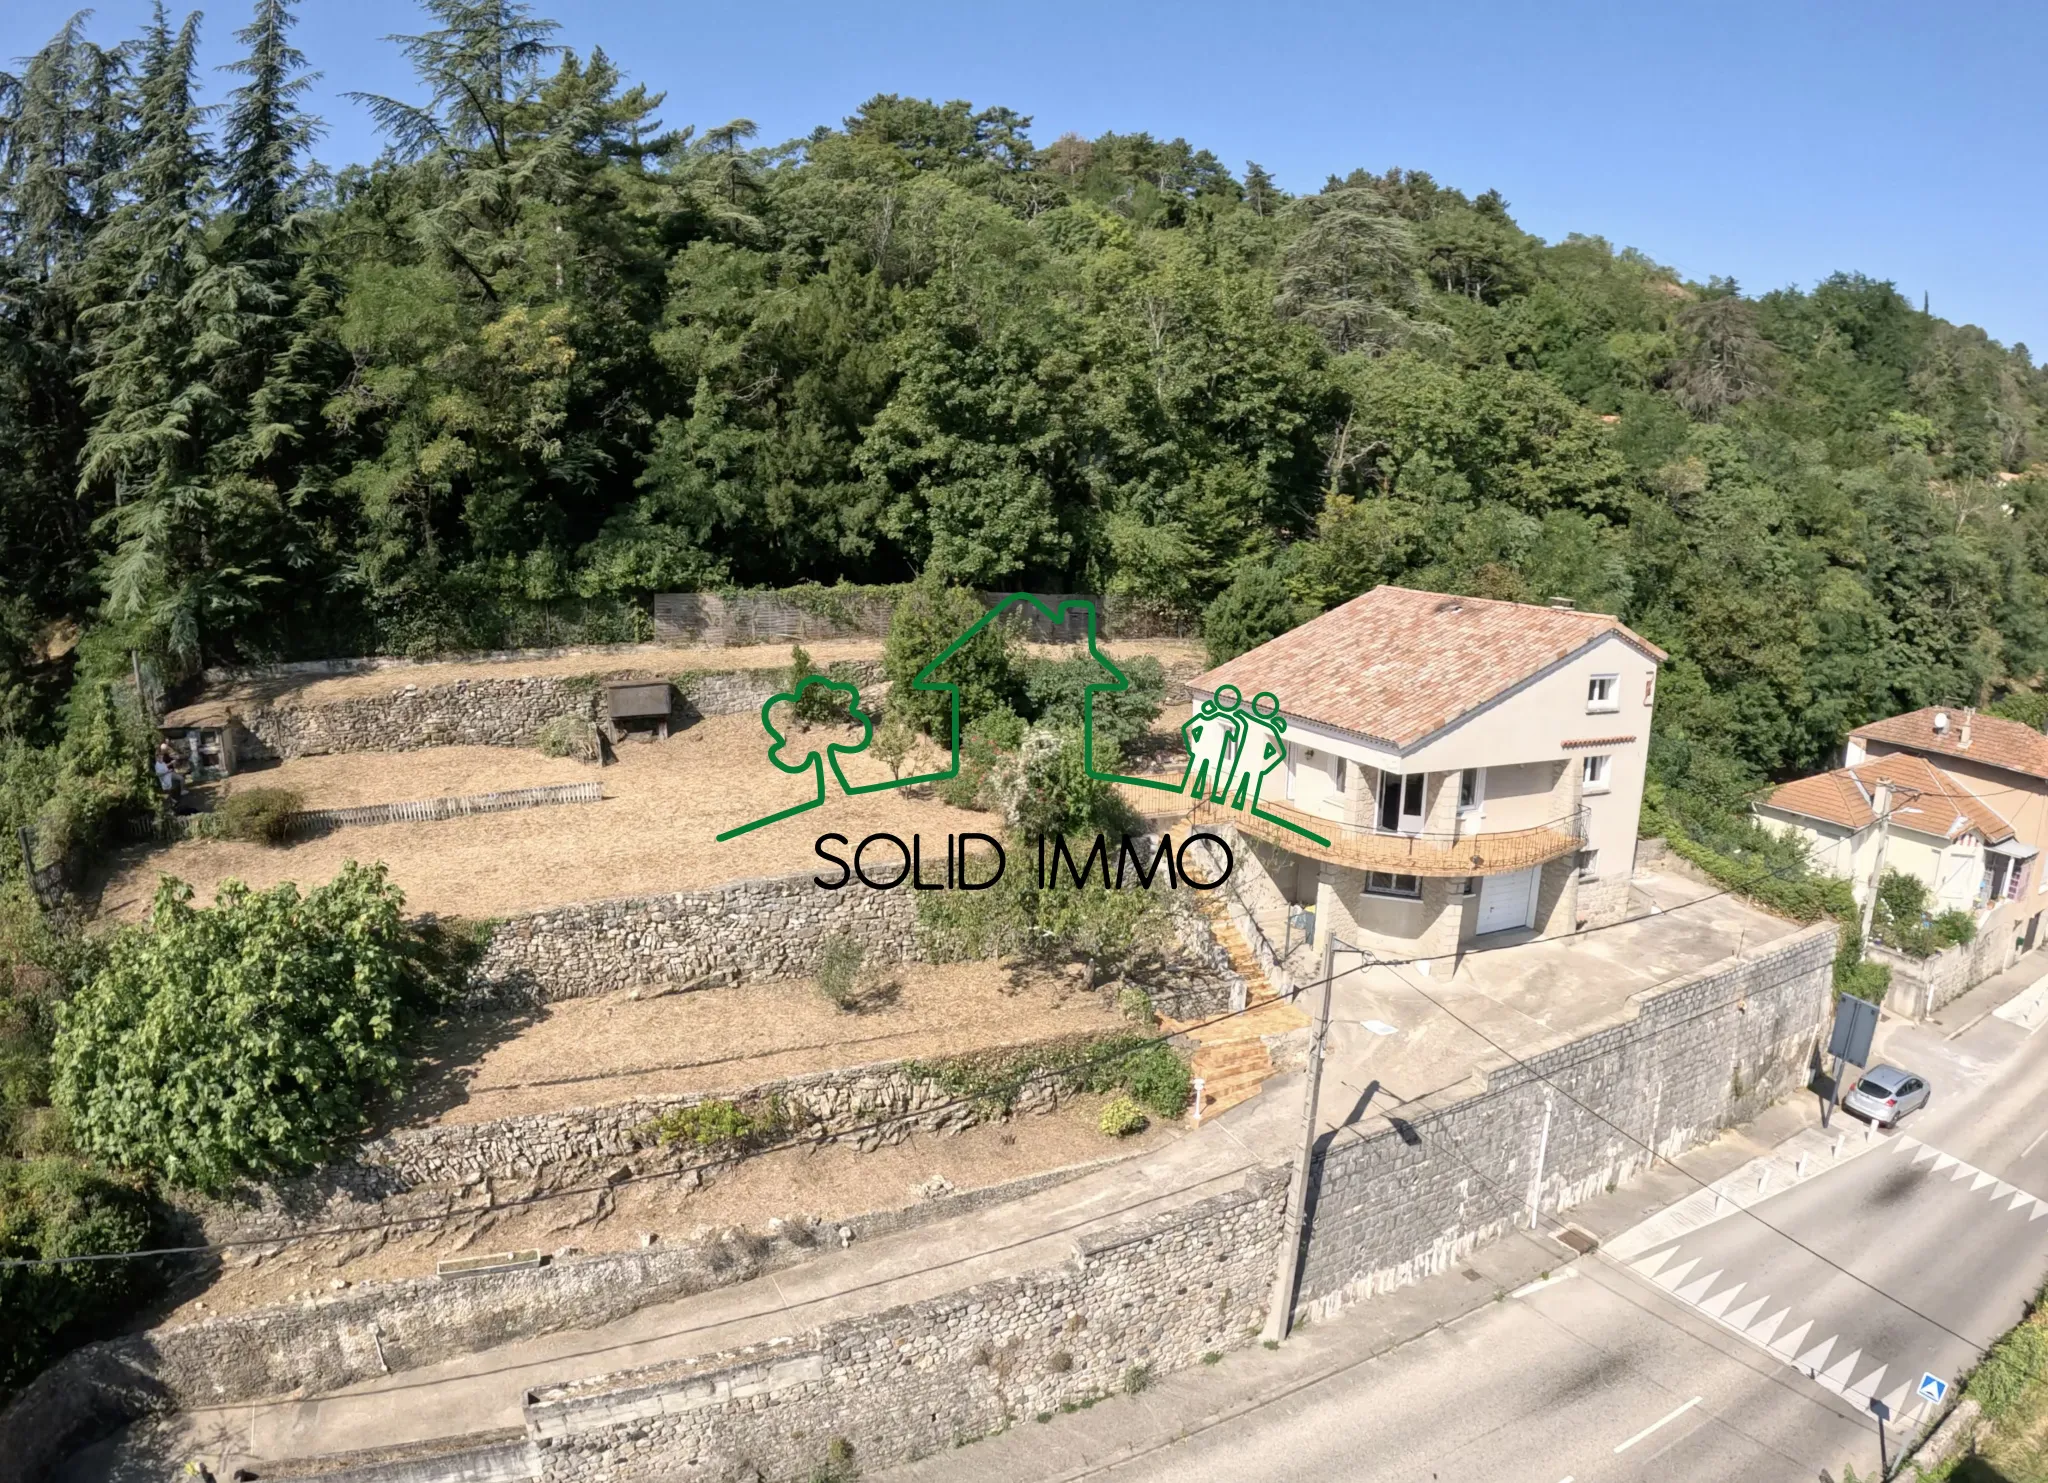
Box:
1461;1266;1486;1282
1555;1226;1599;1256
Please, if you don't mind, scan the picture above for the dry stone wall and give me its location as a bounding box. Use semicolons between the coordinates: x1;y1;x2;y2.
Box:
467;871;923;1004
228;661;886;762
364;1047;1089;1187
1292;922;1836;1318
524;1173;1284;1482
0;1161;1120;1483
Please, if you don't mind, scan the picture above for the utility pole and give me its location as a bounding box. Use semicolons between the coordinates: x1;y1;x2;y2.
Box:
1856;781;1896;949
1264;921;1340;1343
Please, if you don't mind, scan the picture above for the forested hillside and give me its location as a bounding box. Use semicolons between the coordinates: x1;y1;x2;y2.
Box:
5;0;2048;814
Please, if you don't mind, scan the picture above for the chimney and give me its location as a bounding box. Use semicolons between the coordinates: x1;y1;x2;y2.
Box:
1961;706;1975;749
1548;597;1577;610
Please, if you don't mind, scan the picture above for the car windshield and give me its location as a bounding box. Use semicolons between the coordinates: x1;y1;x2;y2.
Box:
1855;1074;1899;1095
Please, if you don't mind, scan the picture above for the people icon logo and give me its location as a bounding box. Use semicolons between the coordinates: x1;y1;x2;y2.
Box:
717;593;1331;852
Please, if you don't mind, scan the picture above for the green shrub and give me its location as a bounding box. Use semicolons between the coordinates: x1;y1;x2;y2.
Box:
51;864;431;1192
215;787;304;845
1116;985;1155;1024
0;1156;158;1398
937;706;1024;811
788;646;847;726
884;579;1018;738
1933;909;1977;948
535;714;597;760
1098;1094;1147;1137
1202;565;1304;667
647;1096;787;1149
1115;1043;1193;1118
816;934;865;1010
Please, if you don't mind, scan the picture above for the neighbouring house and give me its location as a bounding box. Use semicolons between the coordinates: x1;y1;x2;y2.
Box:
1188;584;1665;961
1845;706;2048;967
1753;752;2017;914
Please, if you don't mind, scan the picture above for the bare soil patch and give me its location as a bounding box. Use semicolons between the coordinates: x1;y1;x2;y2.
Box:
397;963;1129;1127
163;1107;1177;1320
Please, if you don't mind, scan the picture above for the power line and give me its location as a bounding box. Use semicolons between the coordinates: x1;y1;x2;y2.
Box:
7;844;1839;1268
1384;961;1996;1351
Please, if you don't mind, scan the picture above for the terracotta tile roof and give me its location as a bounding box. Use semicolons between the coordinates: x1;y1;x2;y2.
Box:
1191;586;1665;750
1761;753;2014;843
1851;707;2048;781
1562;735;1637;749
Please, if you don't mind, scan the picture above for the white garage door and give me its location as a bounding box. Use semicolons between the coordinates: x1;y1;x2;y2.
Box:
1477;867;1538;935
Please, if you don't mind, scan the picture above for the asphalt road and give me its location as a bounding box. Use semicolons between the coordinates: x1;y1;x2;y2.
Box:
905;972;2048;1483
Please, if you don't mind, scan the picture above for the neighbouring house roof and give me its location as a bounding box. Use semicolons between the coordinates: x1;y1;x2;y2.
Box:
1761;752;2015;844
1190;585;1666;750
1852;707;2048;782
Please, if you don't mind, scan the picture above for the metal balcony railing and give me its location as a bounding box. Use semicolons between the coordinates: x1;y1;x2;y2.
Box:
1186;800;1589;879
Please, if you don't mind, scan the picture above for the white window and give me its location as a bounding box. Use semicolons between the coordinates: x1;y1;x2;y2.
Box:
1581;754;1612;793
1587;674;1619;713
1378;772;1426;833
1578;848;1599;882
1457;766;1485;817
1366;871;1422;899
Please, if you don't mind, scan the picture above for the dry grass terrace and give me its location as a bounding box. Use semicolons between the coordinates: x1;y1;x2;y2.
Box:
396;962;1130;1128
97;715;995;919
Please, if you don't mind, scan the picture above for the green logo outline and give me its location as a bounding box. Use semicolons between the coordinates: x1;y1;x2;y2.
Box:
716;593;1330;848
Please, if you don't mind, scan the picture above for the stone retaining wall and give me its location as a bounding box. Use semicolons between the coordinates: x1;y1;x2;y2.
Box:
364;1046;1089;1187
1292;922;1837;1318
229;661;885;762
525;1172;1284;1482
466;871;924;1005
515;924;1837;1482
0;1160;1125;1483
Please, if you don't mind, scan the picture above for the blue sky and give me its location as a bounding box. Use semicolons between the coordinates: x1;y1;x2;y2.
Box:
9;0;2045;351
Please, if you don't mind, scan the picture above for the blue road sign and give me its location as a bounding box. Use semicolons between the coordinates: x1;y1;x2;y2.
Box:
1918;1373;1949;1405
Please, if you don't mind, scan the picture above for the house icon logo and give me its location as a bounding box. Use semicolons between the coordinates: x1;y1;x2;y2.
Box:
717;593;1330;848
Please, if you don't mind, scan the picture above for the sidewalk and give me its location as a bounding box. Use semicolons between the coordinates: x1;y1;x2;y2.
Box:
140;1088;1307;1478
880;1097;1833;1482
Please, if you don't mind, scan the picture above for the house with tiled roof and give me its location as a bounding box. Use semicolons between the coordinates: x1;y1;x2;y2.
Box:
1841;705;2048;967
1187;585;1664;959
1755;752;2017;913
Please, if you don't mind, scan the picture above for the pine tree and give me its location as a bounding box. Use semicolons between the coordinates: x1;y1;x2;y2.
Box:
76;5;236;662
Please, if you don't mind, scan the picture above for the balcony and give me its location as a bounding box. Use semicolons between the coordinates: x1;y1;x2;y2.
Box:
1185;800;1587;878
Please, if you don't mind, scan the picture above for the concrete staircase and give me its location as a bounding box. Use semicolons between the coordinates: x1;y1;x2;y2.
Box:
1165;904;1309;1122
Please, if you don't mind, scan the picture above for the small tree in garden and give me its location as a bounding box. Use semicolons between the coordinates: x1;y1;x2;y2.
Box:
872;711;916;779
51;863;436;1191
815;933;865;1010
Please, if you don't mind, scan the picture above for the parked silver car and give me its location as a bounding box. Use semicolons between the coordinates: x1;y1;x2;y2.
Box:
1843;1064;1931;1127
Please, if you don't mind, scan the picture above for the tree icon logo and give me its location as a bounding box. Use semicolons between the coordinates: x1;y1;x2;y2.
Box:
717;593;1330;848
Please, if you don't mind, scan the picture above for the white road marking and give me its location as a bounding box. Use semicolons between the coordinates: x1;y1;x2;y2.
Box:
1613;1395;1703;1453
2021;1125;2048;1159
